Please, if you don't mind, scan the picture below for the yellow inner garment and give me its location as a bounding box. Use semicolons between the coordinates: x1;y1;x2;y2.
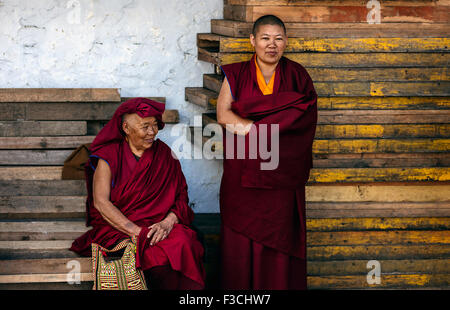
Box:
255;56;275;95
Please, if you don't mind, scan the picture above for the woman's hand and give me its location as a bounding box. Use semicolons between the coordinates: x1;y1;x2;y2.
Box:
146;212;178;246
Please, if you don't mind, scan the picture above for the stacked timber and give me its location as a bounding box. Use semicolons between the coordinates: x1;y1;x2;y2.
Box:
0;89;179;289
185;0;450;289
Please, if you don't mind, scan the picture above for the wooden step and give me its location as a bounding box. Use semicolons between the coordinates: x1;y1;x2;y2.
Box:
308;67;450;82
0;196;85;219
0;102;177;122
0;221;89;241
225;0;449;6
308;244;450;260
0;240;76;259
0;88;120;103
308;274;450;289
0;180;86;196
9;166;448;183
223;3;450;23
185;87;217;111
208;96;450;110
0;136;95;149
316;124;450;138
211;19;450;37
316;82;450;96
0;218;447;242
219;37;450;53
205;71;450;96
0;151;72;165
0;121;87;137
1;180;448;201
306;202;450;218
190;134;450;153
307;259;450;276
213;52;450;67
0;257;91;275
312;153;450;168
307;217;450;231
309;167;450;183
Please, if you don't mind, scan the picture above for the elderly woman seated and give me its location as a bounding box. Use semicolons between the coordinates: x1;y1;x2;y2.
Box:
70;98;205;289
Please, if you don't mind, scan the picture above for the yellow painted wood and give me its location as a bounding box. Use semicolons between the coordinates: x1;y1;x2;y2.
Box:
307;217;450;231
210;96;450;110
306;185;450;203
314;82;449;96
219;37;450;53
308;230;450;246
309;167;450;183
317;97;450;109
316;124;450;138
307;244;450;260
308;67;449;81
307;259;450;276
313;139;450;153
307;274;450;289
219;53;449;68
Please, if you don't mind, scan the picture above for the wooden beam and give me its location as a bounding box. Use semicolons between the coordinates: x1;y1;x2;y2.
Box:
0;89;121;103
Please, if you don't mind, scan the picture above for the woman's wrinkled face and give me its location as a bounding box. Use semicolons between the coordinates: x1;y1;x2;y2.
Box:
122;114;159;151
250;24;287;65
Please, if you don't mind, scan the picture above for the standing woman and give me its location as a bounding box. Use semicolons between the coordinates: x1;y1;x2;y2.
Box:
217;15;318;290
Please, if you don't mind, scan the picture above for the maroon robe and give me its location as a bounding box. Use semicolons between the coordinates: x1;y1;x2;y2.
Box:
70;98;205;289
220;54;318;289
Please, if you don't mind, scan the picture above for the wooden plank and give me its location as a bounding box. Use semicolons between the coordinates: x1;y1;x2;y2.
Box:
316;124;450;138
307;259;450;276
309;167;450;183
313;139;450;153
307;217;450;231
0;257;91;275
220;37;450;53
308;244;450;260
0;151;72;165
0;180;86;196
218;52;450;68
25;102;178;121
0;89;121;103
208;96;450;110
305;185;450;203
0;273;93;284
0;121;87;137
0;221;89;241
200;138;450;155
318;110;450;124
312;153;450;168
308;230;450;246
225;1;446;7
306;202;450;218
0;167;63;180
211;19;450;38
308;67;450;82
0;136;94;149
315;81;450;96
0;240;73;250
185;87;217;111
0;196;85;219
308;274;450;289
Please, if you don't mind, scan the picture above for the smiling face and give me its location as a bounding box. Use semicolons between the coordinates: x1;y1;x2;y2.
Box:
250;24;287;66
122;114;159;152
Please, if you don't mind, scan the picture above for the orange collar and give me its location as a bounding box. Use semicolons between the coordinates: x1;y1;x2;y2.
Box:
255;56;275;95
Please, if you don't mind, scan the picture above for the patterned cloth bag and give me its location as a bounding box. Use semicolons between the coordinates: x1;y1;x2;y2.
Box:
91;237;147;290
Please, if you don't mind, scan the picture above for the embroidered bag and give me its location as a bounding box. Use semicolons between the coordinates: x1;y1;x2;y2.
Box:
91;237;147;290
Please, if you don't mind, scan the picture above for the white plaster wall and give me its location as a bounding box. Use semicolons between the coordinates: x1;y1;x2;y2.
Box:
0;0;224;213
